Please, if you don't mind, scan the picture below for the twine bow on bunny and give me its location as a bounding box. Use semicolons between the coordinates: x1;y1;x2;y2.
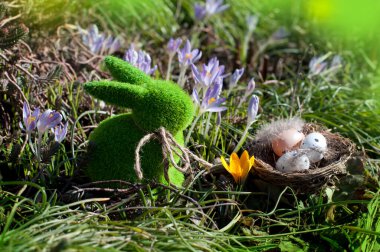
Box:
134;127;213;185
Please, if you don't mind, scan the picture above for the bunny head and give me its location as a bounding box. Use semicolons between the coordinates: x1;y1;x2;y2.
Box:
84;56;195;133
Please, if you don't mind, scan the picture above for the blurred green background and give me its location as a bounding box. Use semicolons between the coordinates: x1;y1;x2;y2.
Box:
8;0;380;109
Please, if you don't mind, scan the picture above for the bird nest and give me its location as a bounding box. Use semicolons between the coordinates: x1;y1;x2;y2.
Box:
247;123;356;192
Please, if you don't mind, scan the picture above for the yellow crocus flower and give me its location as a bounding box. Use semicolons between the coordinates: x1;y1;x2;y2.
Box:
221;150;255;185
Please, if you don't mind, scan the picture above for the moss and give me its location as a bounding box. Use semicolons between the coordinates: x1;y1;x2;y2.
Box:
132;80;195;133
104;56;151;85
86;114;184;185
84;56;195;186
84;81;147;109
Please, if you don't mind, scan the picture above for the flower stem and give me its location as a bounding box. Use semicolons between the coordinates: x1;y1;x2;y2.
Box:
233;126;250;153
237;94;248;109
203;112;212;137
240;30;254;66
27;133;36;155
166;55;173;81
36;132;43;163
178;65;187;88
185;113;202;145
212;124;221;146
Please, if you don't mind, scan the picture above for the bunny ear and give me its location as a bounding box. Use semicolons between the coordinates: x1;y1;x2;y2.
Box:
84;81;147;109
104;56;151;85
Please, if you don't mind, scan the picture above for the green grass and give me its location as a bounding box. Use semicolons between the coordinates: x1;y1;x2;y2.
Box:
1;181;379;251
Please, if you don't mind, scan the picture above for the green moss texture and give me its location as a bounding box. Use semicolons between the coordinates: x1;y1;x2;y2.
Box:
84;56;195;186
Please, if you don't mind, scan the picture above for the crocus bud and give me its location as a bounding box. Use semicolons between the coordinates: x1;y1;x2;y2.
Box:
247;95;259;126
229;68;244;89
167;38;182;56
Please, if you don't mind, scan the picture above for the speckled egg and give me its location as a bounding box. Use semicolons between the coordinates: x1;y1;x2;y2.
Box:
275;150;310;173
300;132;327;163
272;128;305;156
303;150;324;163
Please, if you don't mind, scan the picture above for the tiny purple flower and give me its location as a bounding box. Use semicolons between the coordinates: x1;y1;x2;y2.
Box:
105;35;121;54
194;4;207;20
124;45;138;64
124;45;157;75
229;68;245;89
88;25;104;53
309;56;328;76
37;110;62;134
78;24;121;55
167;38;182;56
247;95;259;126
193;81;227;113
245;78;256;96
308;54;342;78
178;40;202;67
195;0;229;20
20;102;40;133
88;24;99;39
330;55;342;68
205;0;229;15
52;122;68;143
192;88;201;104
191;57;225;87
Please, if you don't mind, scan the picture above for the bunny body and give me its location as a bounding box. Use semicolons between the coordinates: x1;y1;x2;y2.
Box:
84;56;195;186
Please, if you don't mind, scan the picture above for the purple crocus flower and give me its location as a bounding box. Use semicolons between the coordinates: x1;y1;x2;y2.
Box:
124;45;138;64
52;122;68;143
92;33;104;53
330;55;342;68
20;102;40;133
308;56;328;76
229;68;244;89
194;4;207;20
191;57;225;87
124;45;157;75
78;24;121;55
192;80;227;113
247;95;259;126
206;0;229;15
104;35;121;54
309;54;342;78
237;78;256;108
87;24;99;40
86;24;105;54
194;0;229;20
245;78;255;96
178;40;202;67
167;38;182;56
37;110;62;134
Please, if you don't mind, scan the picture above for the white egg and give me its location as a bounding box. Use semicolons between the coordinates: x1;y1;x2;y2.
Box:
300;132;328;163
275;150;310;173
301;132;327;151
304;149;324;163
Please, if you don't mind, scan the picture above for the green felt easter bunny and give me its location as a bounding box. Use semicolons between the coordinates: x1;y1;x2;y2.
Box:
84;56;195;186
